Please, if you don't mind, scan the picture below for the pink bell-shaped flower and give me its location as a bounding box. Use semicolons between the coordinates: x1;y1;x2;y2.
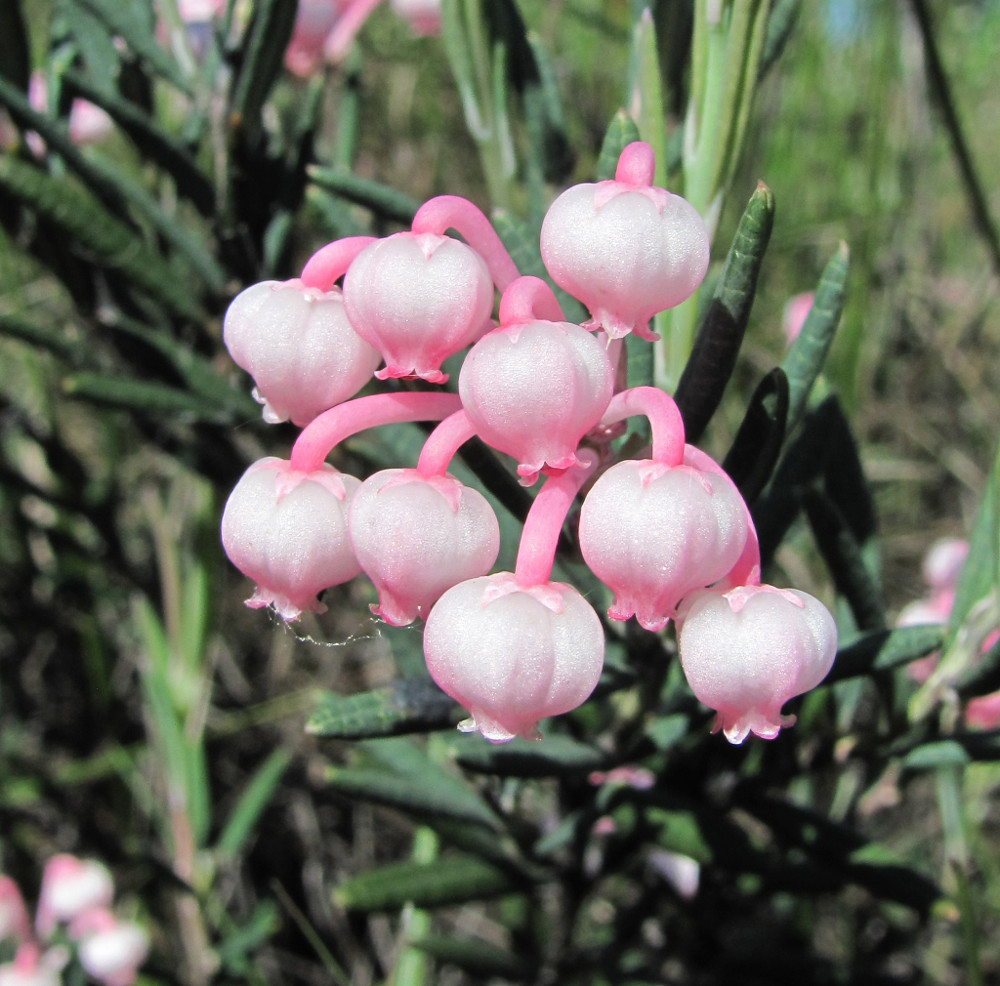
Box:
0;946;62;986
578;450;749;630
221;457;361;620
677;584;838;744
423;573;605;742
223;279;381;426
348;469;500;626
0;878;30;945
539;141;710;341
35;856;114;938
343;232;494;383
458;292;613;484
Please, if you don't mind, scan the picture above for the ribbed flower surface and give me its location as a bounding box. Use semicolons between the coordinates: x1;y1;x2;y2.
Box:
677;585;837;744
348;469;500;626
540;180;709;340
458;319;613;484
579;456;748;630
423;573;605;742
343;232;494;383
223;279;381;426
221;457;361;620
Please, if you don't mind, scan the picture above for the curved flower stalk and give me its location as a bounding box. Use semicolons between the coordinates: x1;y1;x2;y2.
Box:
540;141;710;341
423;453;604;742
677;584;838;744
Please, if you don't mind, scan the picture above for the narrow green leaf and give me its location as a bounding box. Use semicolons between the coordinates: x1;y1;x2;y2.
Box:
759;0;801;79
803;486;885;632
307;678;461;739
596;109;642;182
901;740;970;771
63;373;224;420
333;855;521;912
0;156;202;320
413;935;529;980
822;624;945;684
453;733;606;778
628;7;667;188
215;901;280;976
184;738;212;846
0;0;29;90
957;636;1000;699
228;0;298;141
73;0;193;94
0;313;81;363
324;765;502;831
844;845;941;912
781;242;849;429
722;368;788;503
948;438;1000;640
307;167;420;225
216;750;293;859
675;181;776;442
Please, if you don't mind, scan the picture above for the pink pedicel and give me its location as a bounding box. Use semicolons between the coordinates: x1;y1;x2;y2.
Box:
70;910;149;986
221;457;361;621
458;277;614;485
35;856;114;939
579;448;749;631
222;279;381;426
343;231;495;383
422;573;605;742
0;877;30;945
677;585;838;744
348;469;500;626
539;141;710;341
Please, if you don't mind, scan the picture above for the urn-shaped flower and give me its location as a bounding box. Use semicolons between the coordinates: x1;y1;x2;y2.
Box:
343;232;494;383
221;457;361;620
223;279;381;425
677;584;838;744
458;319;613;484
423;573;605;742
348;469;500;626
539;142;710;341
578;453;749;630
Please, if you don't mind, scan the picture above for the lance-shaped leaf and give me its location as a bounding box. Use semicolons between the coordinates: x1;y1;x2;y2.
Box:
0;313;82;364
326;737;504;833
803;486;885;632
333;855;523;912
722;368;788;503
759;0;801;79
215;749;292;859
0;157;202;321
63;374;226;421
307;678;462;740
782;242;849;429
228;0;298;142
596;109;642;182
948;437;1000;641
453;733;607;778
628;7;667;189
822;624;945;684
0;0;29;90
957;636;1000;700
308;167;420;226
73;0;193;94
413;935;529;981
675;182;775;442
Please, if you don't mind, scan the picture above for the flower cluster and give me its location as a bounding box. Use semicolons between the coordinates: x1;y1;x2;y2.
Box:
220;141;838;745
0;857;148;986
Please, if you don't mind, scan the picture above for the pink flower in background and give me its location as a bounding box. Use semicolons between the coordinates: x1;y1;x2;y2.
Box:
0;945;64;986
35;857;114;939
27;73;113;149
0;878;31;946
782;291;813;345
69;911;149;986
